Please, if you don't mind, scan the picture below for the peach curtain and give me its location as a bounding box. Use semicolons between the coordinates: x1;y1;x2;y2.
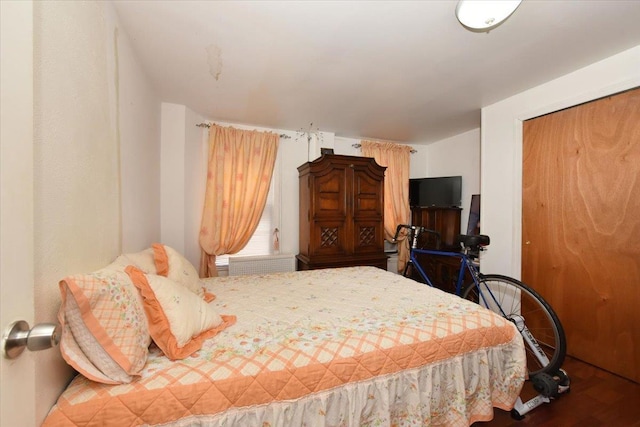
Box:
199;125;279;277
361;140;412;273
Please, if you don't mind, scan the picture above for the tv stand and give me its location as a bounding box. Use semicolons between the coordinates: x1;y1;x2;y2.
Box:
410;206;466;294
410;206;461;250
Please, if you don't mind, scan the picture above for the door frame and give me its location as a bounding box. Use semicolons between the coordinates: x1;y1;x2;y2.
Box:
0;1;37;426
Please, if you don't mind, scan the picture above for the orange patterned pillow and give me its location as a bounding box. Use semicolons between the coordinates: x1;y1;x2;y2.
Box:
125;266;235;360
58;267;150;384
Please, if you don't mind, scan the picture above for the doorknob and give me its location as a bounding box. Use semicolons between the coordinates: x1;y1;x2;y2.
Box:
2;320;61;359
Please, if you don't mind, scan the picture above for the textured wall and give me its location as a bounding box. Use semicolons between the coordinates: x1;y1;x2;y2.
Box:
118;21;162;253
424;128;481;233
32;1;162;423
33;1;120;421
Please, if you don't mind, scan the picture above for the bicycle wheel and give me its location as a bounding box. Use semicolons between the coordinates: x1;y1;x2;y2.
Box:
462;274;566;376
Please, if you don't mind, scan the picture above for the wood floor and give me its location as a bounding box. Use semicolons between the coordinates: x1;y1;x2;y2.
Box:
474;356;640;426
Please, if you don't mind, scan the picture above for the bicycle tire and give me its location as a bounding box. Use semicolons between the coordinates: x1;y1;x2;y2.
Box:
462;274;566;376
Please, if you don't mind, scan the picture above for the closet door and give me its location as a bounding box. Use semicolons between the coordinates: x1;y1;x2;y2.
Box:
522;88;640;382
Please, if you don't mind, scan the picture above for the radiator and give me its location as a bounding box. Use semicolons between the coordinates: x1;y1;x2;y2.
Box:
228;254;296;276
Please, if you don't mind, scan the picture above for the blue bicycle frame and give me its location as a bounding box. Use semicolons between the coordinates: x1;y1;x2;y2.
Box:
398;225;502;317
406;248;479;296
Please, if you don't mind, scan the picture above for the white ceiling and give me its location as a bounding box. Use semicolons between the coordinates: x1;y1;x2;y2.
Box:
112;0;640;144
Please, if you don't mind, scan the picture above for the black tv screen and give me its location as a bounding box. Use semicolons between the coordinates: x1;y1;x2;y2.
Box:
409;176;462;207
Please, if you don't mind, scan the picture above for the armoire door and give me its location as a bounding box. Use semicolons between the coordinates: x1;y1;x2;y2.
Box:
350;164;385;255
309;164;348;257
522;88;640;382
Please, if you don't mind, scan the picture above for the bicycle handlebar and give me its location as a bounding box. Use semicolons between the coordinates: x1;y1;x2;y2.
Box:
392;224;417;242
392;224;409;242
394;224;490;255
393;224;442;249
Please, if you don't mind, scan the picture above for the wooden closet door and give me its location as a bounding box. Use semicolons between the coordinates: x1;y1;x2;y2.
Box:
522;88;640;382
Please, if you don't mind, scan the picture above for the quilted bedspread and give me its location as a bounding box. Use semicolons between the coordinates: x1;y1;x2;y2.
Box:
43;266;526;426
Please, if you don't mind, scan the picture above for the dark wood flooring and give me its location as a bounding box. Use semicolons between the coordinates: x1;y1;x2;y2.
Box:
474;356;640;426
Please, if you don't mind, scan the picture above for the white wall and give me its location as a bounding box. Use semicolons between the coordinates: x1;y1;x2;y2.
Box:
409;145;429;179
421;129;481;232
33;2;120;420
334;136;361;156
383;129;481;232
118;25;161;253
29;1;162;423
481;45;640;277
279;129;328;255
160;103;187;254
183;108;208;268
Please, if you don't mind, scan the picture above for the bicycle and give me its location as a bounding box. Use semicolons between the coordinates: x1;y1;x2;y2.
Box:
393;224;570;419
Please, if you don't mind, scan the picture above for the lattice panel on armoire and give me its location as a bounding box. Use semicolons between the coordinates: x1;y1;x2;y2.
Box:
358;226;376;246
320;227;339;248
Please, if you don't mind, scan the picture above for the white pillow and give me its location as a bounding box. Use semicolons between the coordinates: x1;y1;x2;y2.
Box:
152;244;205;297
125;266;235;360
109;248;156;274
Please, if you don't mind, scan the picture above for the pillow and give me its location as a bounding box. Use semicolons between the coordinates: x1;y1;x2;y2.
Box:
109;248;156;274
152;243;215;301
125;266;236;360
58;266;151;384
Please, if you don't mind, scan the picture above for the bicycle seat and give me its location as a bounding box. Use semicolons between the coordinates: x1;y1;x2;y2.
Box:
457;234;490;250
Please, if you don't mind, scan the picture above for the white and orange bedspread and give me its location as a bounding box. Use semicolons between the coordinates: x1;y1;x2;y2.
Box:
43;266;526;426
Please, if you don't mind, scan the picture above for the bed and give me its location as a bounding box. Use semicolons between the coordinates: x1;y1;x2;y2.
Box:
43;254;525;426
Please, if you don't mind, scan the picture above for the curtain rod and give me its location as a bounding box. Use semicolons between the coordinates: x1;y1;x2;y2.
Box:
352;143;417;154
196;122;291;139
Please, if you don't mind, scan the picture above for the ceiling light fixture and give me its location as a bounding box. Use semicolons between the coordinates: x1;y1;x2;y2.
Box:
456;0;522;32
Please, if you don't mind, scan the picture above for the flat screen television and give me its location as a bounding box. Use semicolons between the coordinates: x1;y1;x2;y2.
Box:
409;176;462;207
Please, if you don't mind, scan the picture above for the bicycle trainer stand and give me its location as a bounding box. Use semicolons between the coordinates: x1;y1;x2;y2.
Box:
511;369;571;420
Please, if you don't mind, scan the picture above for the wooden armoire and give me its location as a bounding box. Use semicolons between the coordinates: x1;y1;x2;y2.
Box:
296;154;388;270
